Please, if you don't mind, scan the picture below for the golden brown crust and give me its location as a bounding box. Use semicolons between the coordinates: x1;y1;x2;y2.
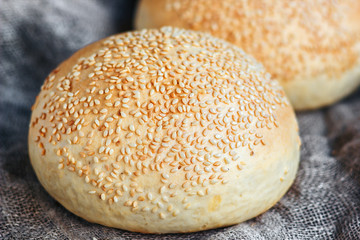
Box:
29;27;300;233
136;0;360;110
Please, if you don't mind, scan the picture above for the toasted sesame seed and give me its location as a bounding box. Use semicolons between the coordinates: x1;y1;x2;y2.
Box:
100;193;106;200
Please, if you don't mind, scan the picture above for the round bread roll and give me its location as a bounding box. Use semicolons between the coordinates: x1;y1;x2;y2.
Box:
29;27;300;233
135;0;360;110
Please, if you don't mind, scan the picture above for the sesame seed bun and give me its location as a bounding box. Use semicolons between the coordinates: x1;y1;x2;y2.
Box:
28;27;300;233
135;0;360;110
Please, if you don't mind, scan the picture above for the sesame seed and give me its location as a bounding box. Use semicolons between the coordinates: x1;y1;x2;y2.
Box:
100;193;106;200
126;76;134;82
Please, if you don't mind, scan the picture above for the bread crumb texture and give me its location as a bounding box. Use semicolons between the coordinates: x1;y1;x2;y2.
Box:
30;27;291;222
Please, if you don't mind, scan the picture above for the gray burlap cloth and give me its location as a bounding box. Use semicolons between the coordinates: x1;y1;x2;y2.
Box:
1;0;359;239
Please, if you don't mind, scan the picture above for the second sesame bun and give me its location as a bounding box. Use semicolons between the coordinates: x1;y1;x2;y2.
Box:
135;0;360;110
28;27;300;233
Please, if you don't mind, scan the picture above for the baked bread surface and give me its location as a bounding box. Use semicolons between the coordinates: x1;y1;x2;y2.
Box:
29;27;300;233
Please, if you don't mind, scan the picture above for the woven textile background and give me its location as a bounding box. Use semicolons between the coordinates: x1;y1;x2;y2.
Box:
1;0;359;239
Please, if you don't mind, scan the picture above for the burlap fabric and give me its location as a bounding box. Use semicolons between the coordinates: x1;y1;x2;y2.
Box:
1;0;359;239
